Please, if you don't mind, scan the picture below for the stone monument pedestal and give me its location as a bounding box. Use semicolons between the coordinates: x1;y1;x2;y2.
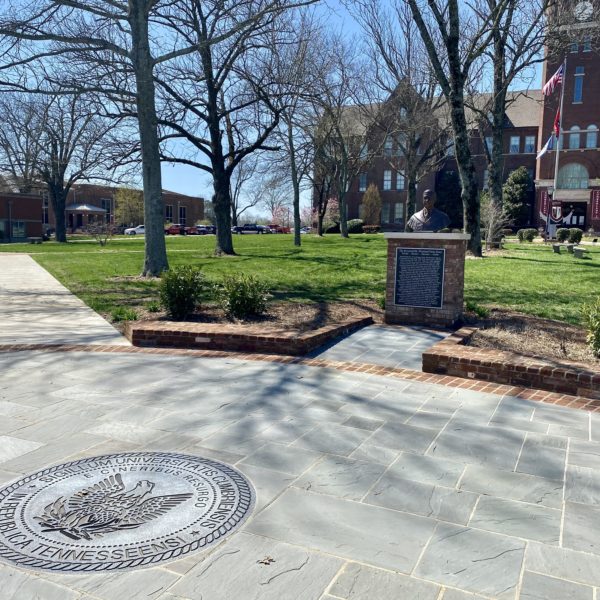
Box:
384;233;470;328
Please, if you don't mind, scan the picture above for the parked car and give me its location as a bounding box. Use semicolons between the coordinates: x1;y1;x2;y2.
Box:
164;224;189;235
231;224;267;234
267;224;291;233
300;226;311;234
192;224;216;235
124;225;145;235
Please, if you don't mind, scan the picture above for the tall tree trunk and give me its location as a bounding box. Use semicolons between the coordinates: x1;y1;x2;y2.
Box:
129;0;168;276
488;37;507;211
213;166;234;255
317;211;324;236
448;92;482;256
288;121;301;247
339;193;349;237
48;184;67;242
405;176;417;231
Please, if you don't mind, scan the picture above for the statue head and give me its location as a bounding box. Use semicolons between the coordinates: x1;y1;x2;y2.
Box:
423;189;435;211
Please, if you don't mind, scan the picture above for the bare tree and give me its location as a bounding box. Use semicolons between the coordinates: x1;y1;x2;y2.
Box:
311;36;385;238
347;0;450;227
0;0;188;272
229;154;262;227
403;0;516;255
469;0;549;212
155;0;316;256
0;91;126;241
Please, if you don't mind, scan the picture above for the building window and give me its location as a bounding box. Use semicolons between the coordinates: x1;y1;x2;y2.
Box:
485;136;493;154
42;194;49;225
358;173;367;192
395;133;406;156
383;170;392;191
586;125;598;148
569;126;581;149
396;171;405;190
381;201;390;224
100;198;111;223
569;41;578;53
524;135;536;153
446;139;455;156
179;206;187;225
574;66;584;103
483;169;489;190
359;143;368;159
384;135;393;157
165;204;173;222
583;36;592;52
393;202;404;224
509;136;520;153
557;163;589;189
12;221;26;238
399;107;407;118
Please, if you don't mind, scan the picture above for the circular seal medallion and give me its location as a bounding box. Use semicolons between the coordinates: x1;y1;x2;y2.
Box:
0;452;255;573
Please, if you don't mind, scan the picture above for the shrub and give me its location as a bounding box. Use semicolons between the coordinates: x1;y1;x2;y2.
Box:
324;223;340;234
217;273;269;320
438;227;452;233
568;228;583;244
517;228;537;242
582;298;600;357
146;300;161;313
362;225;381;234
377;295;385;310
347;219;364;234
556;228;570;243
465;300;490;319
362;184;382;225
159;265;206;320
111;306;138;322
501;228;514;237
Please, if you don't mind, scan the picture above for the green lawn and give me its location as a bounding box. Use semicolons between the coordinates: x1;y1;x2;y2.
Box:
1;235;597;325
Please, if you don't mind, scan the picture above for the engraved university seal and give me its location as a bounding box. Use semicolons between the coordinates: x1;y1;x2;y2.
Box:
0;452;255;573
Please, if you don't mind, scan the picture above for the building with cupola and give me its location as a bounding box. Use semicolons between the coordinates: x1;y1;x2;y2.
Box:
319;2;600;234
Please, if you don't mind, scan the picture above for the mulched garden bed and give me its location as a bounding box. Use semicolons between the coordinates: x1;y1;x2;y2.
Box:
467;308;597;366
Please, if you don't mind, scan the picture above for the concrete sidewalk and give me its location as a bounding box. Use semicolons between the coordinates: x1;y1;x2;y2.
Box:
0;254;129;346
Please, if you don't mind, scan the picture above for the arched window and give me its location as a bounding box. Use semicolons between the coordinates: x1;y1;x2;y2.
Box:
569;126;581;149
557;163;589;189
586;125;598;149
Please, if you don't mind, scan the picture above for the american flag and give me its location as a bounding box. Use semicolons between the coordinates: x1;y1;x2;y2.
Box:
543;64;564;96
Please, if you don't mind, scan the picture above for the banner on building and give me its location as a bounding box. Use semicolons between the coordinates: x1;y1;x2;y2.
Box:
539;191;550;222
592;190;600;222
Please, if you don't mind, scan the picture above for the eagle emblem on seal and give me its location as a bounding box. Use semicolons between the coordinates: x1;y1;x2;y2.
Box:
34;473;192;540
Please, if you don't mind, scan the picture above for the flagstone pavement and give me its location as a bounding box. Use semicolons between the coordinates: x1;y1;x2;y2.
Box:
1;254;600;599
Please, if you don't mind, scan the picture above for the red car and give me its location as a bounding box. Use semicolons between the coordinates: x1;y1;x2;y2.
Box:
267;224;291;233
165;224;194;235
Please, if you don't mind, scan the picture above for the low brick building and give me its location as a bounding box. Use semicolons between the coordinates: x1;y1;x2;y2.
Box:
43;184;205;232
0;193;43;242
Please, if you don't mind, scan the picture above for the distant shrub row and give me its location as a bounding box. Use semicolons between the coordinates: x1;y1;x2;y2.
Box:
556;228;583;244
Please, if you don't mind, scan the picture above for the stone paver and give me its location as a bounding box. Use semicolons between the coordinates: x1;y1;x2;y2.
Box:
0;254;129;345
1;256;600;599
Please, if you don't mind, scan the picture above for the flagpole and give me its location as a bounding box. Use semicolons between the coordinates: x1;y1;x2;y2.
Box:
550;56;567;237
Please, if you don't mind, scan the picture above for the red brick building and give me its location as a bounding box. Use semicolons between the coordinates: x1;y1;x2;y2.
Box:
327;9;600;234
0;184;204;240
0;192;43;241
43;184;205;233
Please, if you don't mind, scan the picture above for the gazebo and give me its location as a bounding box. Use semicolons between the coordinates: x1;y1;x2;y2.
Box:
65;203;107;232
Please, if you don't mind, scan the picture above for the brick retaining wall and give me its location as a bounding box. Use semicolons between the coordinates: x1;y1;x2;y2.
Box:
125;316;373;355
423;327;600;399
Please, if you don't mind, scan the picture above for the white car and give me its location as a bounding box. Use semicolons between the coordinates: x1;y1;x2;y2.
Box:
124;225;145;235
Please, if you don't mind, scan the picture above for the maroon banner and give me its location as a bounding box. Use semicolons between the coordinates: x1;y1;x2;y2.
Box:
592;190;600;221
540;191;550;217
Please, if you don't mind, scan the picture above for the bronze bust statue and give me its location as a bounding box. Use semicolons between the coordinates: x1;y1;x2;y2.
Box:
406;190;450;232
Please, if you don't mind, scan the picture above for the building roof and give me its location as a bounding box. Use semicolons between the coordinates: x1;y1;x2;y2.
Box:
65;203;106;213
